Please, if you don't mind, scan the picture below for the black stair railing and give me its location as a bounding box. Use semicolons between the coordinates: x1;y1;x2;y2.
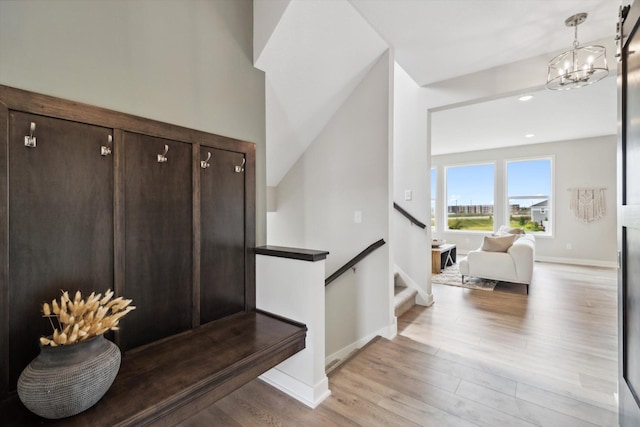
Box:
393;202;427;229
325;239;386;286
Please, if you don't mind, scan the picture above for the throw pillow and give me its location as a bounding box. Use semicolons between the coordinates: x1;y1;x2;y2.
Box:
495;225;525;236
481;234;517;252
507;227;525;235
495;225;510;236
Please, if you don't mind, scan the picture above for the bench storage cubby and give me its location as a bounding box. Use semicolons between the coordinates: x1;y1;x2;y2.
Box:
0;85;306;424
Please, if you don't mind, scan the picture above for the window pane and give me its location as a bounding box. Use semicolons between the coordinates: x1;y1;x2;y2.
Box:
431;168;436;228
507;159;551;234
446;164;494;231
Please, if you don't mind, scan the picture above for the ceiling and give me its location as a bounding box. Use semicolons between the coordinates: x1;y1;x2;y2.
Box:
349;0;619;86
431;74;617;156
255;0;623;186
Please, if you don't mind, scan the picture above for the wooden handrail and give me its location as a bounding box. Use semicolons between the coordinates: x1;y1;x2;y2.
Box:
393;203;427;229
325;239;386;286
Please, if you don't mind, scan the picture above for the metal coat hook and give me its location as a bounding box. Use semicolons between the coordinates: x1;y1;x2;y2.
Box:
157;144;169;163
201;152;212;169
101;135;113;156
24;122;36;148
234;158;245;173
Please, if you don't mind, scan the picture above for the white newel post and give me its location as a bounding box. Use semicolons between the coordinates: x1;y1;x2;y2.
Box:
255;246;331;408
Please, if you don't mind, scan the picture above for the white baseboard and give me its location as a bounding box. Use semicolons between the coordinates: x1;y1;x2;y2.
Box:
385;319;398;341
325;323;395;367
535;256;616;269
421;292;435;306
394;265;434;307
259;368;331;409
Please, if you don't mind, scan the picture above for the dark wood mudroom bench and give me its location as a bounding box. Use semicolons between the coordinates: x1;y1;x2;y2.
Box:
0;311;306;426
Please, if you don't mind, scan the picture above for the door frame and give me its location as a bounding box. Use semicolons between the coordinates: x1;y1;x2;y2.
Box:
618;1;640;424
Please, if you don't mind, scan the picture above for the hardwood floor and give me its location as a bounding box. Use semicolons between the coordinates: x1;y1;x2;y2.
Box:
178;262;618;426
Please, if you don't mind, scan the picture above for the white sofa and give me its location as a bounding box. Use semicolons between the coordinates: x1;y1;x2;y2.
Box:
458;234;535;293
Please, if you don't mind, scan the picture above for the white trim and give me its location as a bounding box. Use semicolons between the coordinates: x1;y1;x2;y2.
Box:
324;323;395;367
386;319;398;341
259;369;331;409
535;257;616;269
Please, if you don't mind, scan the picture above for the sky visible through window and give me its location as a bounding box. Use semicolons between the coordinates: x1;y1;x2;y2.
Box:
447;164;494;207
446;160;550;208
508;159;551;207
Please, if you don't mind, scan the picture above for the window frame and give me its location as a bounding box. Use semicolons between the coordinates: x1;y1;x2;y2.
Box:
444;161;496;234
504;156;554;237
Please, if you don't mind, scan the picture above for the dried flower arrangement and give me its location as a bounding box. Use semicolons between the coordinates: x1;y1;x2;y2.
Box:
40;290;135;346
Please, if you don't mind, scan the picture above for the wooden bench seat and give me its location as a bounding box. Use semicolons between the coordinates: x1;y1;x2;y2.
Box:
0;310;306;426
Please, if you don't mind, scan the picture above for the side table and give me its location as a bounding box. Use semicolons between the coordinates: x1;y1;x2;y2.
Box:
431;243;456;274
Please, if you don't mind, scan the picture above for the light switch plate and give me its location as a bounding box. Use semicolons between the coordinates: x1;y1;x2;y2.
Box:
404;190;412;201
354;211;362;223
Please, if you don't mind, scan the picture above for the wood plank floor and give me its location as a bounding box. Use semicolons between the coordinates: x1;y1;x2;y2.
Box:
178;262;618;426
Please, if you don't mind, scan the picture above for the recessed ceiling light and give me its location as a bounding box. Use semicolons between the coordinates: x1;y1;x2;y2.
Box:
518;95;533;102
525;133;535;138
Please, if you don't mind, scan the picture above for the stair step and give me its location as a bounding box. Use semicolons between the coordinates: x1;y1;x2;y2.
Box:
394;272;407;288
394;286;417;317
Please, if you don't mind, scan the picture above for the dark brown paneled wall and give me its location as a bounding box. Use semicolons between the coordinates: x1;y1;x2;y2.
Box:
121;133;193;351
8;112;114;385
0;85;256;396
200;148;246;324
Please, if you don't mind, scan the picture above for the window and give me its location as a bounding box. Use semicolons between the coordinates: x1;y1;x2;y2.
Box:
506;158;552;234
430;168;436;229
446;163;494;231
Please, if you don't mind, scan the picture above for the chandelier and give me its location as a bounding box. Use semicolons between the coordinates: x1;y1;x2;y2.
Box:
546;13;608;90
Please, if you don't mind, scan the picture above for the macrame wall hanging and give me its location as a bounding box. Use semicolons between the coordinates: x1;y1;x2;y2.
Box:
569;187;606;223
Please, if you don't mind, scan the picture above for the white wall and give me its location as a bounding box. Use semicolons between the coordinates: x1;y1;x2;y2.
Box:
432;136;617;267
392;63;432;304
268;51;393;358
0;0;267;244
253;0;291;65
256;254;330;408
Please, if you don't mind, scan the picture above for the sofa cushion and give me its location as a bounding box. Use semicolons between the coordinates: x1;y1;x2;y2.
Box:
463;234;535;285
481;234;517;252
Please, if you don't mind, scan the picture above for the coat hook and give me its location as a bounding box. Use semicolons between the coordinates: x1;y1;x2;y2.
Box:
24;122;36;148
101;134;113;156
234;158;245;173
201;151;212;169
157;144;169;163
